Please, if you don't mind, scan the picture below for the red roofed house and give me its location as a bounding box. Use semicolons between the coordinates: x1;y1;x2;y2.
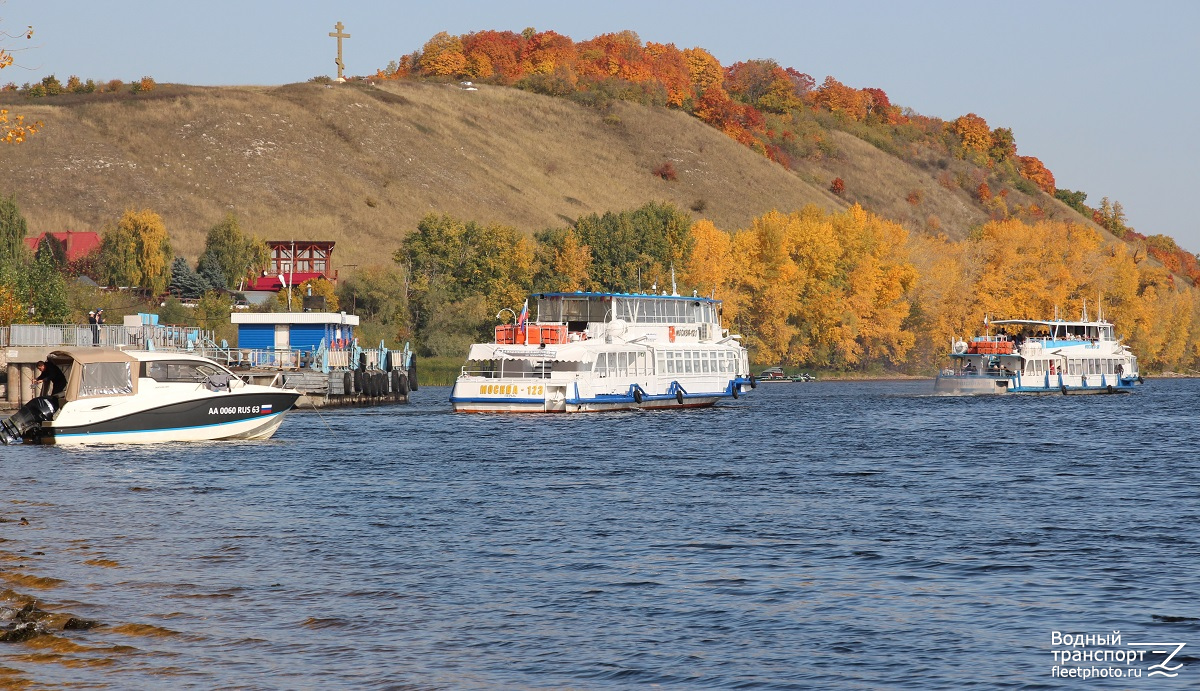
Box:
243;240;338;303
24;231;102;261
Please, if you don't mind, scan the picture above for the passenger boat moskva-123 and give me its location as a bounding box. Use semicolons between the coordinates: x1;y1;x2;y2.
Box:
1;348;301;444
450;291;755;412
934;317;1142;395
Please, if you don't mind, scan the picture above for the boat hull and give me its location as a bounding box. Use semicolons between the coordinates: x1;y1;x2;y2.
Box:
934;374;1137;395
450;379;750;413
29;391;301;445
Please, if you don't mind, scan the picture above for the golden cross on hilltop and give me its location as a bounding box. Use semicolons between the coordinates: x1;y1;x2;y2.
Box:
329;21;350;80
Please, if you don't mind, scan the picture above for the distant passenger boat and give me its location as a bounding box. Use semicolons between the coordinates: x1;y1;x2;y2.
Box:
934;318;1142;395
758;367;815;382
450;291;755;412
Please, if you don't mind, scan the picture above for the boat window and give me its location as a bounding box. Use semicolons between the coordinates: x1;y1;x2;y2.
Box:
144;360;227;383
617;351;628;375
1068;359;1082;376
657;352;666;374
636;351;647;376
80;362;133;398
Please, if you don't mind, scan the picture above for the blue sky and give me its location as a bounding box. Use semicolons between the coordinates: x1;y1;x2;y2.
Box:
5;0;1199;250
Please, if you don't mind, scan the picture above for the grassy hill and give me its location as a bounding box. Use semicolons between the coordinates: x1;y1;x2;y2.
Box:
0;79;1096;271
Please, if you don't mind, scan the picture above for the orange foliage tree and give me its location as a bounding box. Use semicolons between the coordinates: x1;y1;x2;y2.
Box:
1017;155;1056;194
461;30;525;83
812;76;866;120
951;113;992;156
520;29;576;76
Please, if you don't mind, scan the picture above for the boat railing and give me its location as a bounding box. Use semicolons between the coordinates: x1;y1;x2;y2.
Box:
460;367;555;379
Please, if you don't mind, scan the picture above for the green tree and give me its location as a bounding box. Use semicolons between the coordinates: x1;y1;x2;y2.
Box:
168;256;209;298
1054;188;1088;216
395;213;533;353
571;201;693;292
336;264;412;343
0;194;28;270
196;213;269;289
35;233;67;268
23;249;69;323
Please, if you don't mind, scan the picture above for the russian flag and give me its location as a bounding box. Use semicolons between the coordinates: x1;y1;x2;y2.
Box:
261;404;273;414
517;299;528;329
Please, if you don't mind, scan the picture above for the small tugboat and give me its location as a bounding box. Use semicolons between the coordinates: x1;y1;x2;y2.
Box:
1;348;300;444
450;291;755;412
934;316;1142;395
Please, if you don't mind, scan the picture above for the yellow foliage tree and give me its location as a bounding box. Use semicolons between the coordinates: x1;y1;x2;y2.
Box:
279;277;340;312
1;22;40;143
550;230;592;292
682;47;723;94
100;209;173;295
683;219;732;298
419;32;467;77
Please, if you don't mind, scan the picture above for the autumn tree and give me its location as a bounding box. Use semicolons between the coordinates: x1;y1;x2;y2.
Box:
951;113;992;157
1017;155;1055;194
812;76;867;120
682;47;723;95
99;209;173;295
1;20;39;143
278;277;339;313
462;30;525;83
532;227;592;292
419;31;467;78
988;127;1016;163
682;219;732;297
643;42;691;107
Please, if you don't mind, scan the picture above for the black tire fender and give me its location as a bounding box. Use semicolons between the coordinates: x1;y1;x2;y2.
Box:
633;389;643;404
676;390;684;405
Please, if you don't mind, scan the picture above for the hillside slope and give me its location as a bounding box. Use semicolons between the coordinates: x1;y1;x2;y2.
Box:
1;81;862;267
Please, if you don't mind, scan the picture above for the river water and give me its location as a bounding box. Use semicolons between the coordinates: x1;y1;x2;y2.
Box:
1;380;1197;689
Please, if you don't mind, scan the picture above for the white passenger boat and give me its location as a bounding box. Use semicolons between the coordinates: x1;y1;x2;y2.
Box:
450;292;754;412
934;318;1142;395
1;348;301;444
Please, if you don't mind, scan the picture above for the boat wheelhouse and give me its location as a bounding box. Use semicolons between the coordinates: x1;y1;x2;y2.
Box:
934;318;1142;395
450;292;754;413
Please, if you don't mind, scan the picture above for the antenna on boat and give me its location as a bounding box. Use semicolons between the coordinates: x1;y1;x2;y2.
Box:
670;265;677;296
1082;299;1088;322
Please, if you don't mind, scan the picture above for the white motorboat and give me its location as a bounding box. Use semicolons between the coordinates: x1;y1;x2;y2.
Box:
934;318;1142;395
1;348;301;444
450;291;755;413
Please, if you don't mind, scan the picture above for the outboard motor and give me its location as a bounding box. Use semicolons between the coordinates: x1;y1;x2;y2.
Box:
0;397;57;445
